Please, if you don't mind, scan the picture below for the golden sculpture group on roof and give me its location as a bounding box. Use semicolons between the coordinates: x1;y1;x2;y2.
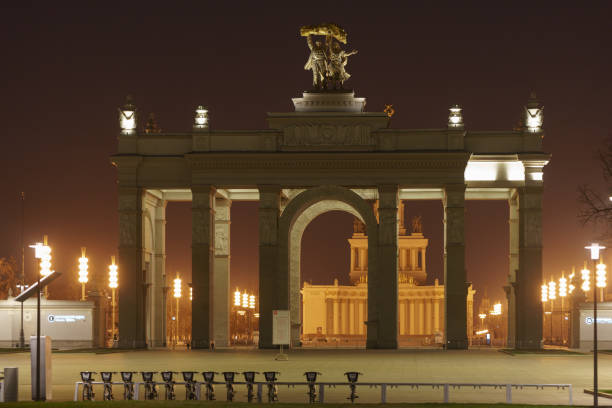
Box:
301;23;358;91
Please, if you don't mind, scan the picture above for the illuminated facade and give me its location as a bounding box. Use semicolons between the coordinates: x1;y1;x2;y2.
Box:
112;86;548;350
302;204;475;345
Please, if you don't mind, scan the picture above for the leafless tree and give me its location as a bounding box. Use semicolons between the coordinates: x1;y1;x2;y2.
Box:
0;257;19;299
578;138;612;238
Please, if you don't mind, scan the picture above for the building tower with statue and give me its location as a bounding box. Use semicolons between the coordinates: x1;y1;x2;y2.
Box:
302;201;475;346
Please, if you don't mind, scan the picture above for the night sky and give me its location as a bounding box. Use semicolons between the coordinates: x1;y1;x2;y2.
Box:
2;2;611;313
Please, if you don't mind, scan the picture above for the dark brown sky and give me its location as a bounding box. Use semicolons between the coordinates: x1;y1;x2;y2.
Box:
2;2;611;311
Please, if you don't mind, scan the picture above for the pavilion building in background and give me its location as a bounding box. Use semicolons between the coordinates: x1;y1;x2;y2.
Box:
302;201;475;346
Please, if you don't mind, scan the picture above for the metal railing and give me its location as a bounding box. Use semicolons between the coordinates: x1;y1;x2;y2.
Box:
74;380;573;404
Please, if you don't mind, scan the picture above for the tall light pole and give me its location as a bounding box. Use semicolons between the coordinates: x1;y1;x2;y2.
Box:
173;276;181;346
586;243;605;408
108;256;118;345
548;278;556;344
29;235;52;401
558;273;567;344
77;247;88;301
19;192;25;348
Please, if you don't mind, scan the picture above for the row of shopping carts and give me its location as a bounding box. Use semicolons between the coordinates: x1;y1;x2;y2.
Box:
78;370;362;403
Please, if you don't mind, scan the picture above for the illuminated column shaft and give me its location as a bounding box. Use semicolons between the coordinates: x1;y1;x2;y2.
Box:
444;184;468;349
505;190;519;348
144;193;167;348
213;198;231;347
117;185;146;348
349;299;355;335
409;299;415;335
433;299;440;333
191;185;216;348
515;186;543;349
399;300;406;335
375;185;398;348
425;299;432;334
258;185;282;348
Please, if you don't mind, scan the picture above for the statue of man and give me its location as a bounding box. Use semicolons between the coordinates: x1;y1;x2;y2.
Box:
411;216;423;234
327;40;357;89
304;35;329;89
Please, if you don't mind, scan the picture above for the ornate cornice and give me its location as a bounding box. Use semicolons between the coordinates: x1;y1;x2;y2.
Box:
186;153;470;171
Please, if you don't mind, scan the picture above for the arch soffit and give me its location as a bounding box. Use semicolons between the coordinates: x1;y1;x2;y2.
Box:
279;186;378;239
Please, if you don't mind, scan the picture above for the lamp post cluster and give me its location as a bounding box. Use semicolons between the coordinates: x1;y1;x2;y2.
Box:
232;288;258;345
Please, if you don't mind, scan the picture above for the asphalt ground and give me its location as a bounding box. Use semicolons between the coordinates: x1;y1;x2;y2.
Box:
0;348;609;405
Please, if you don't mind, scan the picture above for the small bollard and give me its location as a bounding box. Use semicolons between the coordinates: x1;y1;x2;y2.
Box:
3;367;18;402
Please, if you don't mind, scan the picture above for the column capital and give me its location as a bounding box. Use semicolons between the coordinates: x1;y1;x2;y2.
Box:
443;184;466;207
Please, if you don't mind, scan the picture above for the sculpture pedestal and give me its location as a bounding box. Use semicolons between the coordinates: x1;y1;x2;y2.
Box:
292;91;366;112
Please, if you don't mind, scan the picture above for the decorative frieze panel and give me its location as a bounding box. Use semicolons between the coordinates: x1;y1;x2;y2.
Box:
282;124;374;148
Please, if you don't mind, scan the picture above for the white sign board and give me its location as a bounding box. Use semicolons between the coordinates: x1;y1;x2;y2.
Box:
272;310;290;345
580;309;612;340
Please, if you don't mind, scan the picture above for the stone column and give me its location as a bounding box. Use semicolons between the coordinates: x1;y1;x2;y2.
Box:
118;186;146;348
213;198;231;347
349;299;355;335
506;190;519;348
258;185;281;348
409;300;415;335
444;184;468;349
433;299;440;333
191;185;215;348
151;199;167;347
515;186;543;349
399;300;406;335
376;185;398;348
425;300;432;334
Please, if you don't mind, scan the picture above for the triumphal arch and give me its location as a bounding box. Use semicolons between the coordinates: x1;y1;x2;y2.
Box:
112;24;549;350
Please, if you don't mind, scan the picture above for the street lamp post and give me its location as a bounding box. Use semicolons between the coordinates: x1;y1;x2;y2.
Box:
548;279;556;344
173;276;181;346
541;282;548;343
559;274;567;345
28;235;53;401
586;243;605;408
108;256;118;346
77;247;88;301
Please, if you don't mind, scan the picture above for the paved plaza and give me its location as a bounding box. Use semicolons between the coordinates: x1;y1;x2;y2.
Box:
1;348;610;405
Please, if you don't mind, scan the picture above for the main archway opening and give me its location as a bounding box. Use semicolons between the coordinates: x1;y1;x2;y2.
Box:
466;200;509;347
300;210;363;347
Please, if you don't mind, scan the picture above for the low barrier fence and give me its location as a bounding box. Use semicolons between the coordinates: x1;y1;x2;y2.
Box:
74;379;574;404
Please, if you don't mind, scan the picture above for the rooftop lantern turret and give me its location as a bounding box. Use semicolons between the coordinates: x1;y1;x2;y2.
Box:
448;104;464;129
118;95;137;135
194;105;209;131
524;91;543;133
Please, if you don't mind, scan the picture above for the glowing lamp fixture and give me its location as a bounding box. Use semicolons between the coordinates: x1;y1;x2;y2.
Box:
491;303;502;315
524;92;543;133
108;256;118;289
30;236;53;277
249;294;255;309
118;95;137;134
448;104;464;129
78;247;89;283
194;105;209;130
541;284;548;302
189;287;193;301
234;289;241;306
173;276;182;298
548;279;556;300
478;313;487;319
569;269;576;294
242;293;248;308
596;261;607;288
586;243;605;260
558;275;567;298
581;263;591;292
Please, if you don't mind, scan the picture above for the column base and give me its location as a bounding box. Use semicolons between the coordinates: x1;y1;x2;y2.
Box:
191;339;212;349
118;338;148;349
446;338;468;350
515;338;542;350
